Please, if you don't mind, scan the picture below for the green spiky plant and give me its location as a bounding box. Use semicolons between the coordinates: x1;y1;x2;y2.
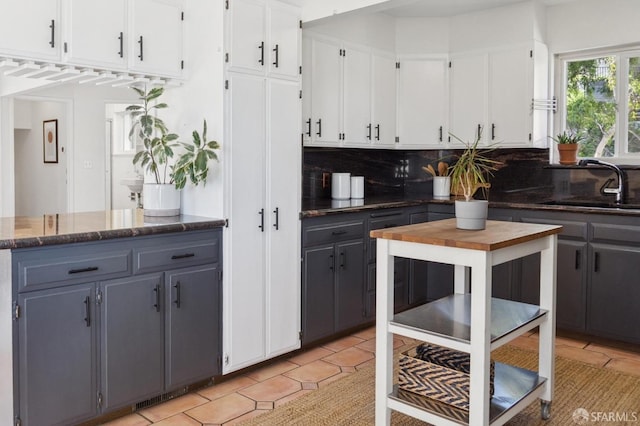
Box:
129;86;178;184
171;120;220;189
449;129;501;202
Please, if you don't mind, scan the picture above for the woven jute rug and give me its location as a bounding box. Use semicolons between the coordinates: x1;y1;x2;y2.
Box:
240;344;640;425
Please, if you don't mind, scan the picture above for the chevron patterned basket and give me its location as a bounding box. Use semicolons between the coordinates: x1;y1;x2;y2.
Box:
398;344;495;411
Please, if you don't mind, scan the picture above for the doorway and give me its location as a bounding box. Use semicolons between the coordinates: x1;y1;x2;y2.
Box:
13;98;68;216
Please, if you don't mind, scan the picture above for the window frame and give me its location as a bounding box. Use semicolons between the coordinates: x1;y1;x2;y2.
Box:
555;45;640;164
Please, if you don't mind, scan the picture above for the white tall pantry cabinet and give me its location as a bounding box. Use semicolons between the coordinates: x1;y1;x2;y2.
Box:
223;0;301;373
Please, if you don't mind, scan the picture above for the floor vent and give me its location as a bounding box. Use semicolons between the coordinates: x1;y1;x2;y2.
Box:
134;379;212;411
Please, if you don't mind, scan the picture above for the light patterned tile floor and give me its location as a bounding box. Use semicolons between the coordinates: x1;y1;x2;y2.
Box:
101;327;640;425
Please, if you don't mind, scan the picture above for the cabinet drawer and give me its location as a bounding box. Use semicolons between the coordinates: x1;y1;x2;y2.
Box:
591;222;640;244
134;239;220;274
16;249;131;292
303;221;365;247
368;211;409;262
520;216;587;240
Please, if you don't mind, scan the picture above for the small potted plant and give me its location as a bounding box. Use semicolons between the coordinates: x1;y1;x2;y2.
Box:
129;86;219;216
552;130;584;165
448;130;500;230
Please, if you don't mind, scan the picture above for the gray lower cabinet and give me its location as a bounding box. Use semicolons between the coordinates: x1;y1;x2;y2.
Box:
426;206;455;301
100;274;165;411
17;284;97;426
587;222;640;343
166;265;221;389
302;214;366;345
519;213;589;332
13;229;222;425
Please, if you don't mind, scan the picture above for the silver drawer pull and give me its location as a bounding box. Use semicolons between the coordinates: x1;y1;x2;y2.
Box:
68;266;99;274
171;253;195;260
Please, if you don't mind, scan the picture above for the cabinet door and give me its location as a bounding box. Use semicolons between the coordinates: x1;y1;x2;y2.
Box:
227;0;266;74
335;240;365;331
100;274;164;411
488;48;532;146
426;211;454;300
302;246;336;344
588;243;640;343
129;0;183;77
166;265;221;389
226;73;266;372
0;0;61;61
266;79;301;356
449;53;487;146
372;52;397;146
520;240;587;332
301;36;313;143
366;258;409;318
397;58;448;147
343;44;371;145
310;37;342;144
65;0;127;69
18;284;97;426
268;1;300;79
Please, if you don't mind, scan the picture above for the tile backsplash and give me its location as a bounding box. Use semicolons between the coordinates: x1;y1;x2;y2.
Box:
303;147;640;204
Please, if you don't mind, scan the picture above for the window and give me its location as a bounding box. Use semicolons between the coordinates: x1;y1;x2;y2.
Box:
559;48;640;160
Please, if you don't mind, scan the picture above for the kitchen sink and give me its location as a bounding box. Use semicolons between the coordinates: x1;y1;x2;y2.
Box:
541;199;640;210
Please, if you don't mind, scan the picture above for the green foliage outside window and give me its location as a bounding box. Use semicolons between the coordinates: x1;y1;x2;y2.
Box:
565;54;640;157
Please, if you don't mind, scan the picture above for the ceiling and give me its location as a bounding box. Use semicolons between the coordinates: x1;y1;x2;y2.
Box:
380;0;580;17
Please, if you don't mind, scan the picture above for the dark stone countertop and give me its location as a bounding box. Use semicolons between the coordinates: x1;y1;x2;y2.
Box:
0;209;225;250
301;196;640;218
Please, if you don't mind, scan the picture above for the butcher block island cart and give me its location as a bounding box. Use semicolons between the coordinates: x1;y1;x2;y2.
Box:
371;218;562;426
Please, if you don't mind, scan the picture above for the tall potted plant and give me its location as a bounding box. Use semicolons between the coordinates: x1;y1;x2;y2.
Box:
129;86;180;216
129;86;220;216
449;130;500;230
552;130;584;165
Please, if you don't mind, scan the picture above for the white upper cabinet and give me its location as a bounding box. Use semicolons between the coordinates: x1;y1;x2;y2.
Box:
449;52;487;147
343;44;372;145
489;43;549;148
449;44;548;148
307;36;342;145
397;57;448;148
488;47;531;146
64;0;127;70
0;0;61;62
227;0;301;80
129;0;184;78
268;3;301;79
303;34;397;148
371;52;397;147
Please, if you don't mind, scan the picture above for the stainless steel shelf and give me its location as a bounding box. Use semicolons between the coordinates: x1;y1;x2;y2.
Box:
390;294;547;351
389;362;546;425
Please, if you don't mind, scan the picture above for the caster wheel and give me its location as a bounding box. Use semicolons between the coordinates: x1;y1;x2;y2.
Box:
541;400;552;420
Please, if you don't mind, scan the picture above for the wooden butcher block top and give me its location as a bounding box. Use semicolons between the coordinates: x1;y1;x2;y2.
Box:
370;218;562;252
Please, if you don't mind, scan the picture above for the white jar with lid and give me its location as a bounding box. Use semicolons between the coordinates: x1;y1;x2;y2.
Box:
331;173;351;200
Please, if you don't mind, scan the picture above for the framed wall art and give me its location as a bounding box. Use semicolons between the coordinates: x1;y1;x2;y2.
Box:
43;119;58;163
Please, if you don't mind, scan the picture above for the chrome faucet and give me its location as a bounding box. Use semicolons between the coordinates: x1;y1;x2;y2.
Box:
578;159;625;204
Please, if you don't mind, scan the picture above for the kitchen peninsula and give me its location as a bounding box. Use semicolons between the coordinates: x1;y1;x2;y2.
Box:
0;209;225;426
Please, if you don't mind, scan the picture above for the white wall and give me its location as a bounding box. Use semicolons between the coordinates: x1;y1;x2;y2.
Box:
449;2;543;53
546;0;640;54
14;100;67;216
395;17;449;55
304;13;396;52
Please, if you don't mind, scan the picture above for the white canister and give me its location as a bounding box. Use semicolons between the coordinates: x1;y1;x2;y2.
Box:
331;173;351;200
433;176;451;199
350;176;364;199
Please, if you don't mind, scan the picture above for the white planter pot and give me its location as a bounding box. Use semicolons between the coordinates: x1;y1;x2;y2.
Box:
433;176;451;199
455;199;488;230
143;183;181;217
